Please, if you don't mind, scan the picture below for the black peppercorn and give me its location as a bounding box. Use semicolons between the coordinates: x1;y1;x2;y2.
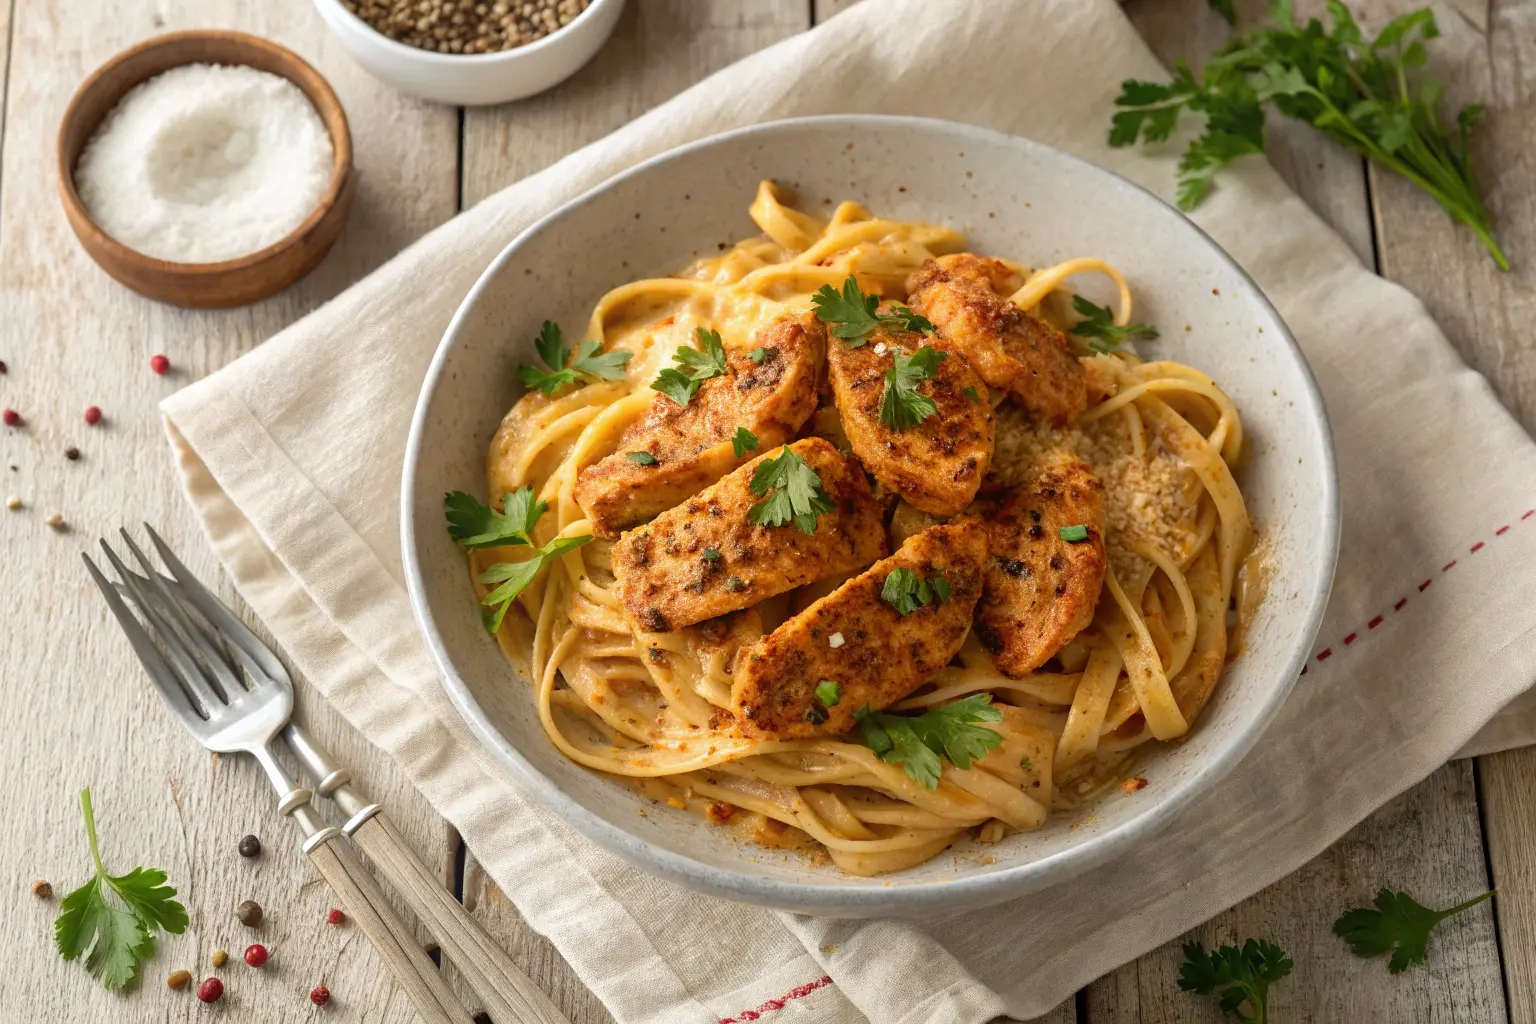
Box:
64;447;80;461
237;834;261;858
236;899;263;927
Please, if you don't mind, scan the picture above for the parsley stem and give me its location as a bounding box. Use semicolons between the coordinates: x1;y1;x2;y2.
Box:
80;787;106;878
1437;889;1495;920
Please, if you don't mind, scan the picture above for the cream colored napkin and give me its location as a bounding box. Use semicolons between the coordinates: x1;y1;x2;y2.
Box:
162;1;1536;1021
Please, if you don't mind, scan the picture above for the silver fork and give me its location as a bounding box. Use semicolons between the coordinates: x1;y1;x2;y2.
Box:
85;527;480;1024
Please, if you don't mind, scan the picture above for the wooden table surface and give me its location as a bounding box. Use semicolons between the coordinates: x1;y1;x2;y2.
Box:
3;0;1533;1020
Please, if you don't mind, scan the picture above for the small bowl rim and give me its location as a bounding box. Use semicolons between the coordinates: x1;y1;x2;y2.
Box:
313;0;622;66
56;28;353;276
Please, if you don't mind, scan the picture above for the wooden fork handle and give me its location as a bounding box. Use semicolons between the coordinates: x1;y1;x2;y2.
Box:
350;813;572;1024
307;834;473;1024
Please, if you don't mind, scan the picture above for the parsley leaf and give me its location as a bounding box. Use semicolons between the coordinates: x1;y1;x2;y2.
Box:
444;487;547;549
811;274;934;345
1069;295;1159;353
881;567;951;615
650;327;730;407
747;446;836;536
479;535;592;633
55;788;188;990
518;321;632;394
963;385;980;404
1333;889;1493;974
880;346;947;431
853;695;1004;790
702;547;722;562
749;347;771;364
815;679;842;708
1178;939;1292;1023
732;427;759;458
1108;5;1507;268
1058;524;1090;543
626;452;658;466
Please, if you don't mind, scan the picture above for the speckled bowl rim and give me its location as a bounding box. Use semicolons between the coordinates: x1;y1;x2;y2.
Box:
402;114;1340;914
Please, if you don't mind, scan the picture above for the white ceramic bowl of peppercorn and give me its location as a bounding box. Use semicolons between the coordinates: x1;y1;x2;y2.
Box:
314;0;625;106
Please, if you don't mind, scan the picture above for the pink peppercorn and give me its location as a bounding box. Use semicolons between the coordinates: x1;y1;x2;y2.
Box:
310;985;331;1006
150;354;171;375
197;977;224;1003
2;410;19;427
326;908;345;925
84;406;102;425
244;943;269;967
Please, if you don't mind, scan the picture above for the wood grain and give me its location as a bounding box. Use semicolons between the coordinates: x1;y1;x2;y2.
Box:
1480;747;1536;1024
0;0;458;1020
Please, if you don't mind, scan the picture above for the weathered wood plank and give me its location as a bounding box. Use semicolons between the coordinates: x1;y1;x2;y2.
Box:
1479;747;1536;1024
0;0;458;1020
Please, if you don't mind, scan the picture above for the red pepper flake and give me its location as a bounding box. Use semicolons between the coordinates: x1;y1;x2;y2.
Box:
326;908;345;925
84;405;102;426
197;977;224;1003
150;354;171;375
1121;776;1148;794
244;943;269;968
2;409;20;427
310;985;331;1006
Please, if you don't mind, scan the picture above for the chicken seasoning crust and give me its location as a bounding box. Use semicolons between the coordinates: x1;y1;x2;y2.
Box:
459;181;1256;876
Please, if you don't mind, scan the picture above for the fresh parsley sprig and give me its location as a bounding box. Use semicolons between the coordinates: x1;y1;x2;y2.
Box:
1178;938;1293;1023
1109;2;1508;269
881;568;951;615
55;788;188;990
651;328;729;407
518;321;632;394
812;274;934;345
444;486;547;549
1333;888;1493;974
478;536;592;633
747;446;836;536
1069;295;1159;353
732;427;759;458
881;346;947;431
853;695;1003;790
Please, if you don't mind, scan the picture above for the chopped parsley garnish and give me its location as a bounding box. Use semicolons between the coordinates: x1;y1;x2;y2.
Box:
853;695;1003;790
880;346;947;431
55;788;188;990
1058;524;1090;543
1068;295;1159;354
702;547;722;562
1178;938;1292;1023
747;446;835;536
811;274;934;346
1019;755;1033;772
881;567;951;614
650;327;729;407
963;385;981;404
444;486;546;549
626;451;658;466
814;679;842;708
749;347;771;363
478;535;592;633
732;427;759;458
1333;889;1494;974
518;320;632;394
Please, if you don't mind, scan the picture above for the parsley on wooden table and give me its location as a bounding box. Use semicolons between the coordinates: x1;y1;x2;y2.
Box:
1068;295;1159;353
518;320;632;394
1109;2;1508;269
853;694;1003;790
881;346;948;431
651;327;729;407
443;486;592;631
732;427;758;458
1333;888;1494;974
811;274;934;344
747;446;835;536
55;788;188;990
881;567;951;614
1178;938;1293;1023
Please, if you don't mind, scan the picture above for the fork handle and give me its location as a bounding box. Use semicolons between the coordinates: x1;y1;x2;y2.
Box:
307;834;474;1024
351;813;572;1024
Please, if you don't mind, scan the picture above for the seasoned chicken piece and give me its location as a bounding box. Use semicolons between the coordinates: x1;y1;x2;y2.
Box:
974;454;1107;677
732;520;988;740
826;318;994;516
612;438;886;633
906;253;1089;426
574;313;825;538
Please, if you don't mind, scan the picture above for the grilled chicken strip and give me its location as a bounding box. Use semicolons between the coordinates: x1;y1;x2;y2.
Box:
612;438;886;633
906;253;1088;426
975;454;1107;677
574;313;825;538
826;318;994;517
733;519;988;740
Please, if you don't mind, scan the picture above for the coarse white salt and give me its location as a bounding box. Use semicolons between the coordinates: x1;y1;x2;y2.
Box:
828;632;845;648
74;64;334;264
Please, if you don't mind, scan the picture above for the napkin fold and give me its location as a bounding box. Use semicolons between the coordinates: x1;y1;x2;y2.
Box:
163;1;1536;1021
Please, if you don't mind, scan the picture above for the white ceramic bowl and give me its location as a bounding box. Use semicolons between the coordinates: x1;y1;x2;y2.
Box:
313;0;624;106
403;115;1339;915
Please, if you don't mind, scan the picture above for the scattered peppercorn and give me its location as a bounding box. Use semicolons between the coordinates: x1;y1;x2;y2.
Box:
30;879;52;899
238;833;262;858
197;977;224;1003
210;949;228;968
236;899;263;927
45;513;65;530
310;985;331;1006
84;405;102;426
2;409;20;427
150;354;171;375
326;908;345;925
167;969;192;990
4;496;19;511
64;447;80;461
244;943;269;968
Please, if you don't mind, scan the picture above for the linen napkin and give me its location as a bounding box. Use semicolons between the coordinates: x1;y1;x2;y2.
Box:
162;1;1536;1021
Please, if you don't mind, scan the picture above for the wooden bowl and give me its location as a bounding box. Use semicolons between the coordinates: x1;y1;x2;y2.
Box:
57;31;354;309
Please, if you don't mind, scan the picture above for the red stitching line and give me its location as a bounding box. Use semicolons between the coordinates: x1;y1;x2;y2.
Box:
718;976;833;1023
1306;504;1533;673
